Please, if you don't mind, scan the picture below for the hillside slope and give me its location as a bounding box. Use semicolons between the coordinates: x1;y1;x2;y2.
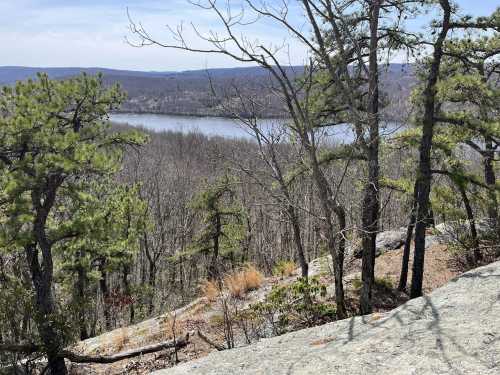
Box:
67;233;461;374
0;65;415;119
154;260;500;375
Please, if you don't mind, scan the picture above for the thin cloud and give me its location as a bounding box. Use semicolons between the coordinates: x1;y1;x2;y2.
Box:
0;0;496;70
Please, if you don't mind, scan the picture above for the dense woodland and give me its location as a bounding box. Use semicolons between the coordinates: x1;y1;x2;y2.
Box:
0;1;499;374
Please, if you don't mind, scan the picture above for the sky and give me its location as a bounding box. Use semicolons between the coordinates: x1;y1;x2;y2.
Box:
0;0;498;72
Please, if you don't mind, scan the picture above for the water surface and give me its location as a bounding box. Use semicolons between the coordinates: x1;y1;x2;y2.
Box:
110;113;260;139
111;113;401;142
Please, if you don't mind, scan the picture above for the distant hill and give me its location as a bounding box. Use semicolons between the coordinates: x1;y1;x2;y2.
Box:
0;66;173;84
0;65;305;85
0;65;415;119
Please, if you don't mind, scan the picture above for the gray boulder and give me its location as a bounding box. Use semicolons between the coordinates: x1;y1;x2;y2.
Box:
353;230;406;258
154;261;500;375
435;219;495;242
375;230;406;252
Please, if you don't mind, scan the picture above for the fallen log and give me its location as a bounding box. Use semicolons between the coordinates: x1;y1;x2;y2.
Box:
197;330;225;351
0;332;190;364
0;343;38;354
61;333;190;364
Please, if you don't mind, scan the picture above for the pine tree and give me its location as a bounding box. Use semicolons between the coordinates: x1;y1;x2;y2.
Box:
0;73;146;374
189;174;245;280
436;33;500;232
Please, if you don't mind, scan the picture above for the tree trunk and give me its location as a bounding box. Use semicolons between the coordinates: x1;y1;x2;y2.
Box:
99;266;112;331
410;0;451;299
332;203;347;319
288;205;309;278
122;263;135;323
148;259;156;315
360;0;381;315
457;183;481;264
208;214;221;280
305;140;347;318
27;183;68;374
398;187;418;292
478;62;498;232
143;231;157;315
75;263;89;340
265;134;309;278
484;136;498;231
25;243;68;375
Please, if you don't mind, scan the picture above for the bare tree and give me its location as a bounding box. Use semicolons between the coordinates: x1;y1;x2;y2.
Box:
128;0;357;317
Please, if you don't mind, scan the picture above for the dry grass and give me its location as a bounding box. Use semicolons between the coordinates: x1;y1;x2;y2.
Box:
224;272;246;298
112;328;129;352
200;264;264;300
224;264;264;298
200;279;221;301
273;260;297;277
243;264;264;290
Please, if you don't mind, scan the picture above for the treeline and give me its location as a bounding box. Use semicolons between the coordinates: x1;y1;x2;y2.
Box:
109;64;414;120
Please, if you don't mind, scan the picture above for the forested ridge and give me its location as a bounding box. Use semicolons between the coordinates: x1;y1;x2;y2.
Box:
0;1;499;374
0;64;415;119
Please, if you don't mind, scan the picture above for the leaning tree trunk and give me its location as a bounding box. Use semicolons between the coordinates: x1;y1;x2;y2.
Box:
271;142;309;278
399;215;415;292
398;186;418;291
410;1;451;299
306;141;347;318
360;0;381;315
288;205;309;278
457;183;481;264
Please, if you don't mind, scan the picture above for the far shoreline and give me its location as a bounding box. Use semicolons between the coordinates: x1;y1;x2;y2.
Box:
110;110;289;121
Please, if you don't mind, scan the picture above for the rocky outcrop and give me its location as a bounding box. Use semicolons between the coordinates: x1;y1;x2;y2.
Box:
154;261;500;375
434;219;494;243
352;229;407;258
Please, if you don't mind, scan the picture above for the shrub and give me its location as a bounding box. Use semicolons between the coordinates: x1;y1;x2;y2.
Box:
351;276;394;290
351;277;362;290
251;277;336;335
375;276;394;289
273;260;297;277
233;308;265;344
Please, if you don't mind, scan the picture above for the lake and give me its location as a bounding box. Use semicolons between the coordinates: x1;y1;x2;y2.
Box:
110;113;400;142
110;113;264;139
